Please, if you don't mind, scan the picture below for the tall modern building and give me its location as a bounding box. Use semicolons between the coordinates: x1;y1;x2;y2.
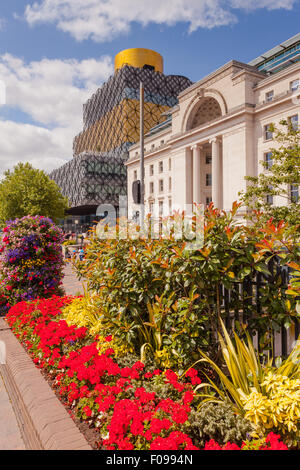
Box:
50;48;192;226
126;33;300;220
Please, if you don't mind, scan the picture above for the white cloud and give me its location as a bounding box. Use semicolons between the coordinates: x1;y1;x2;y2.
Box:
0;54;113;177
230;0;295;10
0;120;73;174
22;0;298;42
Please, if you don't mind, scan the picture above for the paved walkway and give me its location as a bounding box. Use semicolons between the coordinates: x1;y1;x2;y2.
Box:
63;262;86;296
0;367;25;450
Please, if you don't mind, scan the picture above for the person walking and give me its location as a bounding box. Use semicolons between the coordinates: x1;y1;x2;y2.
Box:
79;248;84;261
72;248;78;260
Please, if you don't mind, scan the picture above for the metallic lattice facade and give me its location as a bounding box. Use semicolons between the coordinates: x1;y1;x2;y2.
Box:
50;58;192;215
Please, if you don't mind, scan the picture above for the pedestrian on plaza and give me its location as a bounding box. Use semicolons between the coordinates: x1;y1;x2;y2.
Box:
72;248;78;260
79;248;84;261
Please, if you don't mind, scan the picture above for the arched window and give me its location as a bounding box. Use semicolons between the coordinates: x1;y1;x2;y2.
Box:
188;97;222;130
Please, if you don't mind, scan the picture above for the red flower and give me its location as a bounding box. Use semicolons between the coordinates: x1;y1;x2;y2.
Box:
83;406;92;417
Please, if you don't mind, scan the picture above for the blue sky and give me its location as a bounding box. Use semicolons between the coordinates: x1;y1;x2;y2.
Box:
0;0;299;176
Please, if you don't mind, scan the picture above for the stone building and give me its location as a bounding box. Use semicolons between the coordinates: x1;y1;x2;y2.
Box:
126;33;300;220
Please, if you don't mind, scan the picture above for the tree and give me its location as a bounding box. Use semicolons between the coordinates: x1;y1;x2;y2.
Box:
0;162;68;225
240;120;300;228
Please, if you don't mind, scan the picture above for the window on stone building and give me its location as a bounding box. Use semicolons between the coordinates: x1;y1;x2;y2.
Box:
266;187;273;205
290;184;299;202
264;152;273;170
265;90;274;102
159;179;164;193
150;164;154;176
159;161;164;173
206;155;212;164
206;174;212;187
289;114;298;131
169;158;172;171
150;181;154;194
169;199;172;214
206;196;212;206
169;177;172;192
290;79;299;92
264;124;273;141
159;200;164;216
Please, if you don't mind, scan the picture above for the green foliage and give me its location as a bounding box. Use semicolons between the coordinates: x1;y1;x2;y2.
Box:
184;401;254;448
240;121;300;228
0;162;68;225
63;239;77;246
76;203;299;370
195;320;300;446
196;319;300;406
195;319;267;412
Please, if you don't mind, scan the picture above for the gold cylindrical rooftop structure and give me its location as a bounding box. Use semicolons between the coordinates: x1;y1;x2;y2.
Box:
114;48;163;73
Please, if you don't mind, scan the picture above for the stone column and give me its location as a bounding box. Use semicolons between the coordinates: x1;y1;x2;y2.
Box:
210;137;222;209
192;144;201;204
185;147;193;208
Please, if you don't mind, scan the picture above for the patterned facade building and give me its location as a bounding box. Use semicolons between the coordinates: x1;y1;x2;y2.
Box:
50;48;192;222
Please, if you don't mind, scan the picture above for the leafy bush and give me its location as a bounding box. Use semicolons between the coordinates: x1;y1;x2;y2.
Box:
63;239;77;247
76;203;299;370
195;320;300;447
196;319;267;412
241;372;300;447
62;294;133;357
0;215;64;305
183;401;254;447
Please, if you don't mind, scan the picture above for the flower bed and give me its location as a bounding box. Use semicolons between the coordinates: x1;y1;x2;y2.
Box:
6;296;288;451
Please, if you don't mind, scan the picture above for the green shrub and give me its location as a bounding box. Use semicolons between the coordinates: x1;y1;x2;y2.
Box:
63;239;77;246
76;203;299;371
184;401;254;447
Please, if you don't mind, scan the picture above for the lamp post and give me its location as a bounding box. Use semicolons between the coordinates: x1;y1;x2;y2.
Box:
75;219;79;243
140;81;145;227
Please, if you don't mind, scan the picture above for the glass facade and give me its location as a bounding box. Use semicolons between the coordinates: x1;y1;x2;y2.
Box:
257;42;300;74
50;63;192;215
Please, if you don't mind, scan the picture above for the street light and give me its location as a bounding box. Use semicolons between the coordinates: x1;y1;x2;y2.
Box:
140;81;145;227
